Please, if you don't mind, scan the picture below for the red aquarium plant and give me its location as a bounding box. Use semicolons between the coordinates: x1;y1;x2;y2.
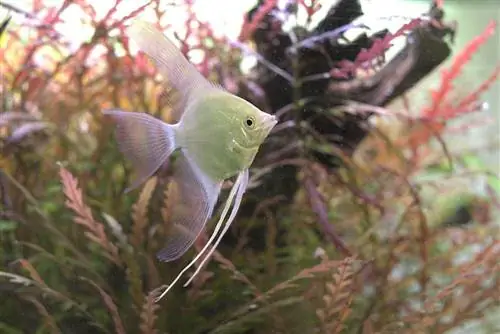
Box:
403;21;499;159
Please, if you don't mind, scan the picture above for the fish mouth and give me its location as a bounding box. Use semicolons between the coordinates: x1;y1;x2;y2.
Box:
260;113;278;137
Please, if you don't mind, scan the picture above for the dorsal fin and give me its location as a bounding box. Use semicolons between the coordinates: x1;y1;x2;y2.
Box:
128;20;219;122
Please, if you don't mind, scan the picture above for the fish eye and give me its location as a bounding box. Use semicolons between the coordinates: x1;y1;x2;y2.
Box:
245;116;255;129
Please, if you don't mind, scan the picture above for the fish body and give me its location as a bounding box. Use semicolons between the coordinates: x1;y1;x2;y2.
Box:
178;90;273;180
104;20;277;301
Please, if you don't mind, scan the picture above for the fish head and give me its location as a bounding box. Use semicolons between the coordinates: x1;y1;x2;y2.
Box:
229;95;278;150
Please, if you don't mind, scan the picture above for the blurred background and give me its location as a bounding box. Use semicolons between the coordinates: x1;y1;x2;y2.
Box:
0;1;499;333
5;0;498;169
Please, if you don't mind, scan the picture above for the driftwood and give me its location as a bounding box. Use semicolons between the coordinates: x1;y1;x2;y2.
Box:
229;0;456;249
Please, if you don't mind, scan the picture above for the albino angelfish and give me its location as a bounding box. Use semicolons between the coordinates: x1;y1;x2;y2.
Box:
103;20;277;302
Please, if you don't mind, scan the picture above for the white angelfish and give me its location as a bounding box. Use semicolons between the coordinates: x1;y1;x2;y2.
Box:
103;20;277;302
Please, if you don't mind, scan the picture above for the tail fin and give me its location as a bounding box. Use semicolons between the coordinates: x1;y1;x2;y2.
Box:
103;109;177;192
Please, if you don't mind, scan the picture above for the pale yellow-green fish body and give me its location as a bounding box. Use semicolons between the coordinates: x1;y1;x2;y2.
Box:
103;19;277;302
178;90;274;180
